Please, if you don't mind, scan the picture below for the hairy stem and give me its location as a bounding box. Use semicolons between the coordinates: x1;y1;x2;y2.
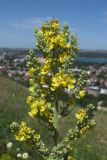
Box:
53;101;60;146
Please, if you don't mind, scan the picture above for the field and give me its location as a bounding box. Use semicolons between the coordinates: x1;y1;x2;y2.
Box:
0;76;107;160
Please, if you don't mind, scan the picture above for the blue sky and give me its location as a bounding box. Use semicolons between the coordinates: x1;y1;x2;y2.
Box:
0;0;107;49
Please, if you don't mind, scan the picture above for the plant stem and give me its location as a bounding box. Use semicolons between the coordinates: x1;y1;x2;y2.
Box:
53;100;59;146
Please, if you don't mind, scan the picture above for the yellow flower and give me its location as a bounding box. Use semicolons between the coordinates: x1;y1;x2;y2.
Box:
15;135;25;141
80;127;85;135
75;109;86;122
51;73;62;90
39;76;46;85
40;58;51;75
59;39;65;47
51;72;76;90
28;68;36;76
49;43;54;50
45;58;52;64
66;43;71;49
62;74;76;89
52;76;62;85
30;102;38;116
79;125;89;135
67;84;75;89
65;32;69;36
39;100;46;112
55;33;66;47
41;65;50;75
59;52;68;63
79;90;85;97
66;143;72;150
50;87;56;91
15;122;34;141
28;99;48;118
28;107;38;118
50;19;59;29
48;31;53;36
50;36;55;42
38;30;43;35
41;93;46;97
67;156;74;160
26;96;32;105
29;87;34;93
28;100;39;117
34;134;41;140
52;23;59;29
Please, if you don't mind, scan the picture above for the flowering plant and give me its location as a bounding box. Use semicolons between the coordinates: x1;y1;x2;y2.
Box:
10;19;95;160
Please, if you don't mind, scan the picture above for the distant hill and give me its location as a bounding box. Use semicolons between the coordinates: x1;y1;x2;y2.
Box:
77;50;107;58
0;48;41;56
1;48;107;58
0;48;29;56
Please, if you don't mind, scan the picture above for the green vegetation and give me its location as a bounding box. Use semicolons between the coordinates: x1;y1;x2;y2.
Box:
0;76;28;137
0;76;107;159
0;154;14;160
78;94;107;108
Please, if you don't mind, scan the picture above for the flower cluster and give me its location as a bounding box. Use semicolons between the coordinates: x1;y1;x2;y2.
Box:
10;121;40;142
51;71;76;91
11;19;95;160
17;152;29;159
75;109;86;122
10;121;48;156
35;19;69;53
25;21;82;130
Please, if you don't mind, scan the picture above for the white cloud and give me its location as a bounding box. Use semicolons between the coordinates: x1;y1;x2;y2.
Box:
12;17;77;33
104;11;107;15
12;16;51;29
101;11;107;23
101;19;107;23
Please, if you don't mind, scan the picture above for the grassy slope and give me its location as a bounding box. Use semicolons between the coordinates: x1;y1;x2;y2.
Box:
0;76;29;140
0;76;107;159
